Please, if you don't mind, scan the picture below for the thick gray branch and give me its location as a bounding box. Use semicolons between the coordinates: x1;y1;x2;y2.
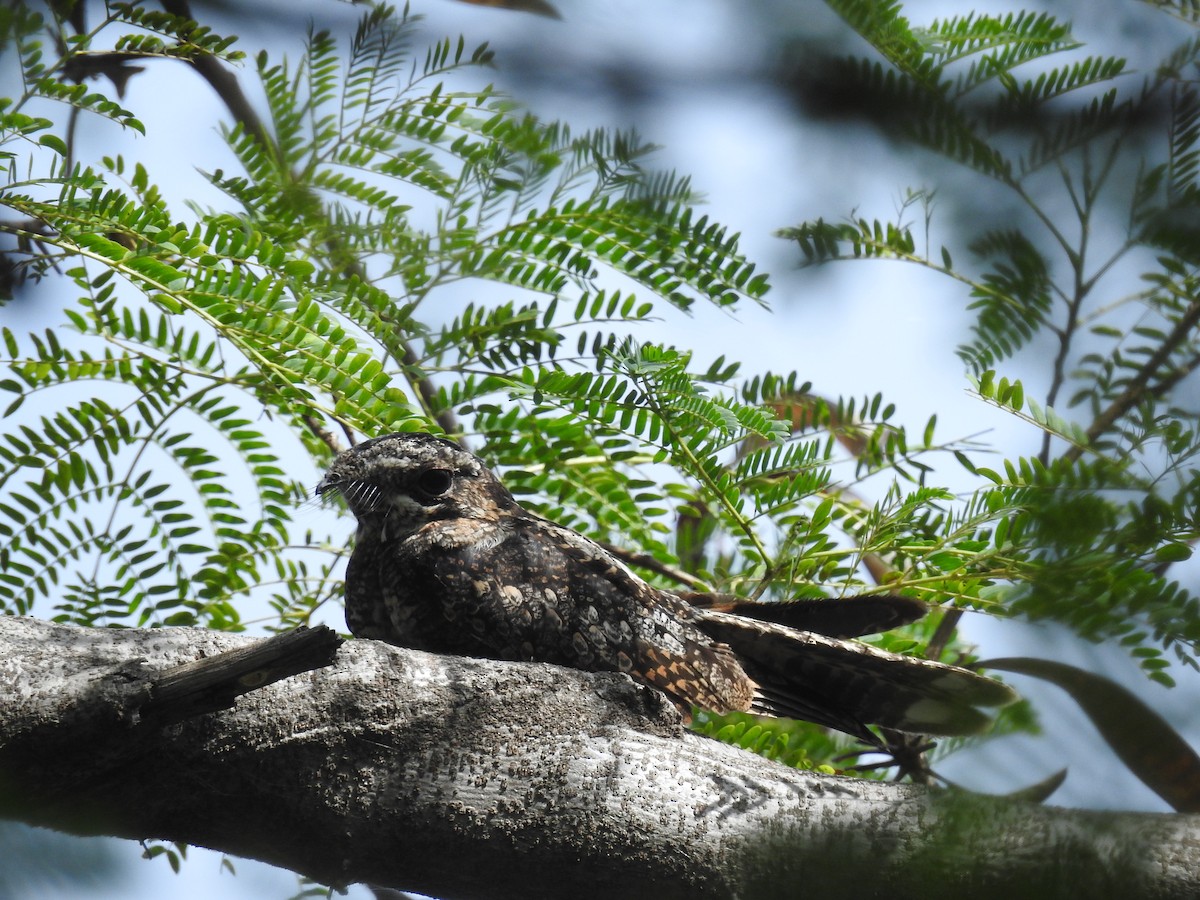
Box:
0;617;1198;900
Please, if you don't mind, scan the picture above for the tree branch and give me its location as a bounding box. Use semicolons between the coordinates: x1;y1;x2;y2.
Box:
1;617;1198;900
157;0;274;150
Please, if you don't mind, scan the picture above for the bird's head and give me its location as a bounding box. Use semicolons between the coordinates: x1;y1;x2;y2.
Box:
316;432;518;537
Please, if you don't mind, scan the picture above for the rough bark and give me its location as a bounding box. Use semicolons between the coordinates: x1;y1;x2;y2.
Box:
0;616;1197;900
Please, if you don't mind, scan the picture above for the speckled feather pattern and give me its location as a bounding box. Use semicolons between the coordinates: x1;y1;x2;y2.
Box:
318;432;1015;741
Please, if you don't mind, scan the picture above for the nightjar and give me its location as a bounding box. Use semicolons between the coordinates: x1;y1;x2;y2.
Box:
317;432;1015;742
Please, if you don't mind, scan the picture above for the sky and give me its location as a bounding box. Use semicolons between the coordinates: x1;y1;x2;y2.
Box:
5;0;1200;897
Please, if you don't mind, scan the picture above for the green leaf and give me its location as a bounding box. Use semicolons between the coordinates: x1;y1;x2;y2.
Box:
38;134;68;155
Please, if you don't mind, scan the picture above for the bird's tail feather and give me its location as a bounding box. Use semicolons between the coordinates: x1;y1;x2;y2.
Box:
693;608;1017;742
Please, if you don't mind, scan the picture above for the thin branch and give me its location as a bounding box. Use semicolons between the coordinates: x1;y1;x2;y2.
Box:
1146;349;1200;400
925;607;962;661
1065;295;1200;463
137;625;343;727
158;0;273;151
305;413;344;455
600;542;707;590
156;0;461;442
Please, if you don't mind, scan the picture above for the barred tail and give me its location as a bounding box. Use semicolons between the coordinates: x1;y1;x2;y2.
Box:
693;608;1017;744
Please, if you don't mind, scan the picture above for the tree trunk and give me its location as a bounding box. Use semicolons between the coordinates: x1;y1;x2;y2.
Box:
0;616;1197;899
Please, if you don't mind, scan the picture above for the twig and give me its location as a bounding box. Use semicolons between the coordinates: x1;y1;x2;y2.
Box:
305;414;343;455
137;626;343;727
600;542;707;591
1065;296;1200;463
925;608;962;661
157;0;460;441
158;0;273;151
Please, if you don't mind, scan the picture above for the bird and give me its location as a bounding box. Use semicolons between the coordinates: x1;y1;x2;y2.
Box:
316;431;1016;744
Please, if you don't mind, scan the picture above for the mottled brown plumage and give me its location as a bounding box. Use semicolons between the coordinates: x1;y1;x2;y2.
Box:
317;432;1015;743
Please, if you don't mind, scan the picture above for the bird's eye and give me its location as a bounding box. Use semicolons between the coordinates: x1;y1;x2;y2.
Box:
415;468;453;499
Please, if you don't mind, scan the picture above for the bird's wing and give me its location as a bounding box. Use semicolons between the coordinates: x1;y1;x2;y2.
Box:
517;516;757;715
693;608;1017;740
